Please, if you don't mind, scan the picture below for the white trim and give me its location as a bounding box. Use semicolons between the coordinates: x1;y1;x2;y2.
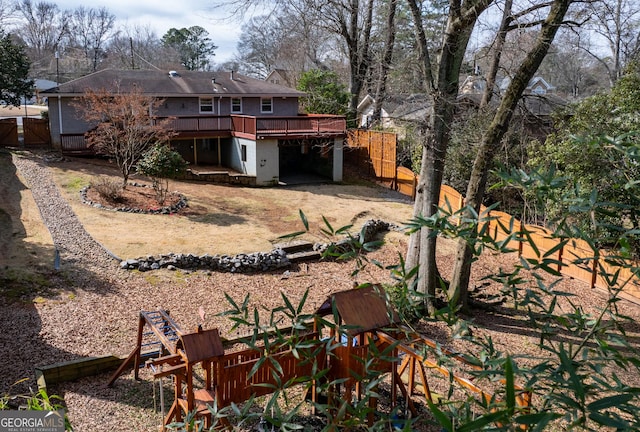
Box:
231;97;242;113
199;97;214;113
260;97;273;113
57;95;63;133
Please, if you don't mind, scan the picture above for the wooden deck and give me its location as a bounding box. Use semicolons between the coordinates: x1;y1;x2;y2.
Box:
60;114;346;155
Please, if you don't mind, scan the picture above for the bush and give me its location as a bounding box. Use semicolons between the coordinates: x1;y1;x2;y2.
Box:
90;177;123;202
137;144;188;205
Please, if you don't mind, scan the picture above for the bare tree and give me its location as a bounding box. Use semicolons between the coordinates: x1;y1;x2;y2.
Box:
371;0;398;124
236;15;284;78
235;5;338;82
321;0;376;123
14;0;70;58
69;6;116;72
106;24;178;70
0;0;17;26
215;0;375;124
579;0;640;86
538;30;608;97
72;84;176;187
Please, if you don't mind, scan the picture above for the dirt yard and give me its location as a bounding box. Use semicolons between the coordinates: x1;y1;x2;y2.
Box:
2;150;640;432
47;157;415;259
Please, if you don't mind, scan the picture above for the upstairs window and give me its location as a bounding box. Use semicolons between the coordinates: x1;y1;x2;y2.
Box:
261;97;273;113
231;97;242;113
200;97;214;113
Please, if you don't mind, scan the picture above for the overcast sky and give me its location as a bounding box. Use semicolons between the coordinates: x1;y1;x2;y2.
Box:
54;0;242;63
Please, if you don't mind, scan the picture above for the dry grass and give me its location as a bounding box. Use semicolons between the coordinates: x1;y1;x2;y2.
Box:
47;157;415;259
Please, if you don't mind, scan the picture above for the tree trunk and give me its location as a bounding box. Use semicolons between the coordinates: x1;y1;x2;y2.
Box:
448;0;573;309
346;0;374;126
372;0;397;124
480;0;512;107
406;0;484;313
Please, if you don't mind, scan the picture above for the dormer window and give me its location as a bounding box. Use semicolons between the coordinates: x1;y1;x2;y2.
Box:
261;97;273;113
231;97;242;113
200;97;214;113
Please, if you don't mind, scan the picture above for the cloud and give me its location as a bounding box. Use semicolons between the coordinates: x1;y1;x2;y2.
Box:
54;0;240;62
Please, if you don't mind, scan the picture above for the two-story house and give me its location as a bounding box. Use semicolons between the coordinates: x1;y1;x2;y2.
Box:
42;69;346;186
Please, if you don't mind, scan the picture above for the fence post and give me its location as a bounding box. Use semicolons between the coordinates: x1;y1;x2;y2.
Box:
591;255;599;289
557;243;564;273
518;220;524;257
412;173;417;200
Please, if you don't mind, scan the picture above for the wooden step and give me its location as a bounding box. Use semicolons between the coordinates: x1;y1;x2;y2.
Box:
274;240;315;254
287;250;322;263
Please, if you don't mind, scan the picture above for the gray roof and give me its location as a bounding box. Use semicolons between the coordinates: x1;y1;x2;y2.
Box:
42;69;306;98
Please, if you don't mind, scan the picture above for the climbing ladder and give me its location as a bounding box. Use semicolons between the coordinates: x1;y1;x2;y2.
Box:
108;310;182;386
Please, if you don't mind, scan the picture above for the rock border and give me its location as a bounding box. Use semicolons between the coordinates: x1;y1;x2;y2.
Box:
80;182;188;215
120;219;397;273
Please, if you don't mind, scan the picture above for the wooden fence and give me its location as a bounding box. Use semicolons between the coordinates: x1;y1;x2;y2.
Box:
23;117;50;147
438;185;640;299
346;129;397;185
0;117;50;148
347;129;640;300
0;118;19;147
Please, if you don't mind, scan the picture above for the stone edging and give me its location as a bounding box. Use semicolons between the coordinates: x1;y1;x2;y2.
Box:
120;219;397;273
80;182;188;215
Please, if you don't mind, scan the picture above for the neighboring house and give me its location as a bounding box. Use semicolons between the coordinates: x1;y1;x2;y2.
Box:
499;75;556;95
357;94;431;130
358;75;565;135
265;69;297;88
464;74;567;140
42;69;346;186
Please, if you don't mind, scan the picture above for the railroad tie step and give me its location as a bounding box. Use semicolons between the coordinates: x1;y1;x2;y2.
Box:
274;240;315;254
287;250;322;263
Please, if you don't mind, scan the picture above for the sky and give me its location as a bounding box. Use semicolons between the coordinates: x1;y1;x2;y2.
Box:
54;0;244;63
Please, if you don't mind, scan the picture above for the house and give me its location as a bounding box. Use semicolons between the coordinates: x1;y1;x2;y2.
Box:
499;75;556;95
357;93;431;130
265;69;297;88
41;69;346;186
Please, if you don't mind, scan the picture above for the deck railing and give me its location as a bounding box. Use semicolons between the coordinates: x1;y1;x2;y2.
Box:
60;114;346;154
60;134;92;154
161;114;346;137
163;116;233;132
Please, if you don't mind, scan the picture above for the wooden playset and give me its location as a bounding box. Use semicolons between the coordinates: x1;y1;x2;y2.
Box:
109;286;531;430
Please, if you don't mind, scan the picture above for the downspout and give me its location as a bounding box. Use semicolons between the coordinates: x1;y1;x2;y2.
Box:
217;137;221;167
57;96;63;135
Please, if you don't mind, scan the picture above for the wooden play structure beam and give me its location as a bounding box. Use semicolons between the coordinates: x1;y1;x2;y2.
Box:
108;310;182;387
108;287;531;431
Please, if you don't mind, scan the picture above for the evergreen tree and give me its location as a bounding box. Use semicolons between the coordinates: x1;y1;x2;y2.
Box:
0;30;33;107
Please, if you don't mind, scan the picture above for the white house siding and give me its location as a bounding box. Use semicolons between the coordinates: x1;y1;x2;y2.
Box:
255;139;280;185
332;137;343;182
228;137;256;176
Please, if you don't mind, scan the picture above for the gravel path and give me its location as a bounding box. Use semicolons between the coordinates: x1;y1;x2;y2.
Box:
11;151;118;278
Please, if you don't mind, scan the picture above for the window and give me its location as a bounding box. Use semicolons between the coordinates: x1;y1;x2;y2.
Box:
532;85;546;95
199;97;214;113
261;97;273;113
231;97;242;113
241;144;247;162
